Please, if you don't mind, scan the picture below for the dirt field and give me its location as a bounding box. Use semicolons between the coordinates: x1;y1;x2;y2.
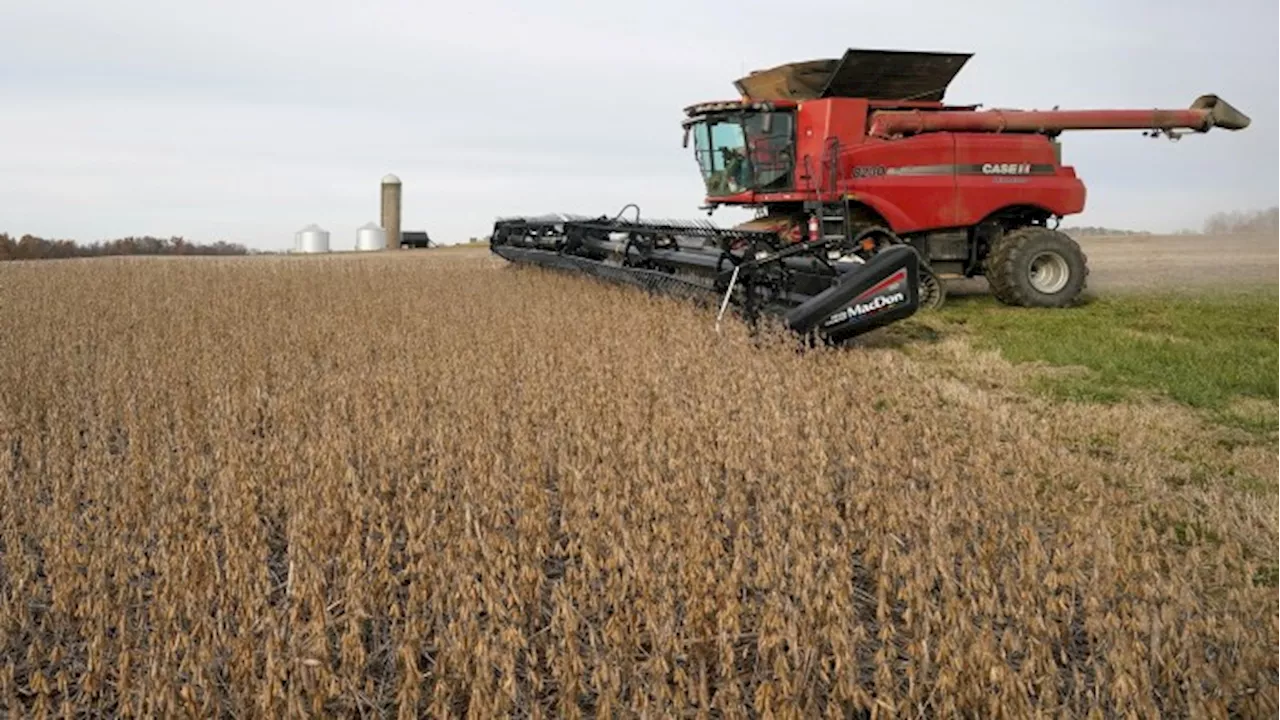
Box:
948;231;1278;297
0;247;1275;717
1080;231;1278;290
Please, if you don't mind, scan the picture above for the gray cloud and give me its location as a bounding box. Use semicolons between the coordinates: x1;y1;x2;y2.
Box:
2;0;1275;248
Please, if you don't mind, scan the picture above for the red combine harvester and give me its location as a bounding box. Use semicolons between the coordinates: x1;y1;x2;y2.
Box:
491;49;1249;344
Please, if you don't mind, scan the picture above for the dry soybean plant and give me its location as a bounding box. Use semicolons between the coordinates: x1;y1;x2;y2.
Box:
0;252;1275;718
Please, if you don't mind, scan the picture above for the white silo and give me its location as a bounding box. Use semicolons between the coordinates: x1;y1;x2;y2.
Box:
356;222;386;251
297;224;330;253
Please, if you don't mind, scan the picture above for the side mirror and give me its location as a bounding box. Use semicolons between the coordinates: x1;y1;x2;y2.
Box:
682;125;691;148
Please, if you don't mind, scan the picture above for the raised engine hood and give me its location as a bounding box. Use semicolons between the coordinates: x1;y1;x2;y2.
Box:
734;48;973;103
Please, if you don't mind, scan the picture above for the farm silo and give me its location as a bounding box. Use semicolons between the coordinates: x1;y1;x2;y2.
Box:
297;224;330;253
356;222;386;251
381;174;402;249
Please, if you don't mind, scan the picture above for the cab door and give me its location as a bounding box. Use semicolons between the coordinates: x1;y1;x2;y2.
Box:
744;111;796;192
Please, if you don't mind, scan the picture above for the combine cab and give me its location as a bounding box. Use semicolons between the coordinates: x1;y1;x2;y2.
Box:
491;48;1248;344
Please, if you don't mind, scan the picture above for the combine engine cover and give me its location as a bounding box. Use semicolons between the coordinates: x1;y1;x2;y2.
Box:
490;213;922;346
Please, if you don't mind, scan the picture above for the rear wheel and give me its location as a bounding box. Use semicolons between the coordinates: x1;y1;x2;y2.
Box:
986;226;1088;307
918;265;946;310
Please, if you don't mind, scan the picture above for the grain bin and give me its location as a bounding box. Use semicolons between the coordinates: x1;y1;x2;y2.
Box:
356;222;386;251
297;224;330;253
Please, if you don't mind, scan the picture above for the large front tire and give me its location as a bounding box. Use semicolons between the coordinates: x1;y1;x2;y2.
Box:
986;226;1088;307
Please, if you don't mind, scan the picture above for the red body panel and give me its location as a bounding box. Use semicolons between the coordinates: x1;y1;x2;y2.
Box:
730;98;1088;234
952;133;1085;225
841;134;962;231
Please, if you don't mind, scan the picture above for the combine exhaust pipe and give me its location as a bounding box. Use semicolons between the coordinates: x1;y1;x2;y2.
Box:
869;95;1251;138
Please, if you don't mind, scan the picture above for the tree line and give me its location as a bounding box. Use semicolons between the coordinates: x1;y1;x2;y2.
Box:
4;206;1275;261
0;234;249;261
1201;206;1278;235
1061;226;1150;237
1059;205;1278;238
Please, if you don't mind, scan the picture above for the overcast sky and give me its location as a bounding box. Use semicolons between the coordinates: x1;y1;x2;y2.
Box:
2;0;1276;249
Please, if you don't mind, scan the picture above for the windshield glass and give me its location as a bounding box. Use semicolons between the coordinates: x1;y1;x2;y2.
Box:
690;111;794;197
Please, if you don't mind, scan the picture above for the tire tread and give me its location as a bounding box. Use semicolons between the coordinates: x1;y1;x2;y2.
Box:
986;226;1089;307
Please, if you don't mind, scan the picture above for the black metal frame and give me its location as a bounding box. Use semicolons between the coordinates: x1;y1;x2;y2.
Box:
490;211;921;344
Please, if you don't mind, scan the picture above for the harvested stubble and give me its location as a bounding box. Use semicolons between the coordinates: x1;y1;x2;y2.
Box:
0;252;1275;718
